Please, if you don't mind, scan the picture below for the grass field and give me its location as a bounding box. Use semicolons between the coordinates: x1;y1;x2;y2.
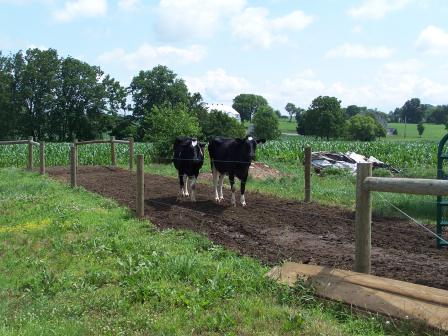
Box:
386;123;446;141
278;120;298;133
1;168;434;335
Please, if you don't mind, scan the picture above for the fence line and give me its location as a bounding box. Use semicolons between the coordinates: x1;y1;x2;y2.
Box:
0;137;44;174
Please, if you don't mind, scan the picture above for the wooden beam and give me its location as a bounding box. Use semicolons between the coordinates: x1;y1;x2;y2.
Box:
75;140;109;145
39;142;45;175
364;177;448;196
27;136;33;171
355;163;372;274
70;144;77;188
112;139;130;144
111;136;116;166
0;140;28;145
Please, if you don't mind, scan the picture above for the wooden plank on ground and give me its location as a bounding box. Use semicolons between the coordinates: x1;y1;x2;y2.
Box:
267;262;448;331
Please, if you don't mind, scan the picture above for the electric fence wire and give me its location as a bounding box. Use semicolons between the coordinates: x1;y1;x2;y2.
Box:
375;192;448;245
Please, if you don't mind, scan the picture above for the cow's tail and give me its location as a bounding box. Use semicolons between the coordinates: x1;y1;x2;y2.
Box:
210;158;215;171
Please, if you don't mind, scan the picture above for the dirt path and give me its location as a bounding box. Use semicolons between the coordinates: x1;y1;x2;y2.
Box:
47;166;448;290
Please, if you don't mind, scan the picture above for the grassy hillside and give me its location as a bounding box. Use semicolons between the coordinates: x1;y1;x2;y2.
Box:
0;168;431;335
278;120;298;133
387;123;447;141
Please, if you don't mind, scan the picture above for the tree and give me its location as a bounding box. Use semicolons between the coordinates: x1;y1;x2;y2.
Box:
285;102;300;122
300;96;345;140
401;98;423;123
347;114;385;141
417;122;425;137
232;94;269;122
201;110;246;139
252;105;281;140
346;105;361;118
427;105;448;124
143;104;201;160
0;53;15;139
129;65;191;119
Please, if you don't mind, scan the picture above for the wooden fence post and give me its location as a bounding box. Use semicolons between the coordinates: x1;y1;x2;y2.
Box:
111;136;116;166
304;146;311;203
39;141;45;175
70;144;77;188
355;162;372;274
73;139;78;168
136;154;144;218
27;136;33;171
129;137;134;171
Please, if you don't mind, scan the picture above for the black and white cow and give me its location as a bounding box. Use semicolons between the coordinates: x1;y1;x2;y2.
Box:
208;136;265;206
173;136;205;202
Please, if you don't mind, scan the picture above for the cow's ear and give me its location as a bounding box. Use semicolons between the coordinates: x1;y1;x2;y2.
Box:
256;139;266;144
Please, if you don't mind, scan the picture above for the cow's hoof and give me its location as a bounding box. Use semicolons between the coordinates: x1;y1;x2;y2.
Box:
215;197;220;202
241;202;247;207
219;196;224;202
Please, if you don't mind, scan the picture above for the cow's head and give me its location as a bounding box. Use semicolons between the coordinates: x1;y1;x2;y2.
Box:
242;136;266;161
190;138;206;163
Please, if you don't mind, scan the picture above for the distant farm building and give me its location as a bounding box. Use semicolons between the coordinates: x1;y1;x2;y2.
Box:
205;103;241;122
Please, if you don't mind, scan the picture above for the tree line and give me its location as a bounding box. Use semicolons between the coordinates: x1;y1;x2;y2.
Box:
0;48;281;154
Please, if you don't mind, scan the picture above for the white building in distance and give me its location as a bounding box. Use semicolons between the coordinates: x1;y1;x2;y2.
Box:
205;103;241;122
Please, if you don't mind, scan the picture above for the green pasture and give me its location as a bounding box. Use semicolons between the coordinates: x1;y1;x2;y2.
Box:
386;123;447;141
0;168;433;335
278;120;298;133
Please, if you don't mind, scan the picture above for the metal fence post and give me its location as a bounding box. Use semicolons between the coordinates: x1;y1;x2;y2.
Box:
304;146;311;202
129;137;134;171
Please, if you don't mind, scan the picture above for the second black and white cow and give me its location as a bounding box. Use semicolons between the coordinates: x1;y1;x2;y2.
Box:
173;136;205;202
208;136;265;206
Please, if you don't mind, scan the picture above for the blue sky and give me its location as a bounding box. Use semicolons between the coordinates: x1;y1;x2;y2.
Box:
1;0;448;113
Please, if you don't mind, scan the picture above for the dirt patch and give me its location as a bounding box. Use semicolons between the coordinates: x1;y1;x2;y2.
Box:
48;166;448;290
199;161;282;180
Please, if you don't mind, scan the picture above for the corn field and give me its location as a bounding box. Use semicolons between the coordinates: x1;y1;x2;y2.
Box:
0;138;439;170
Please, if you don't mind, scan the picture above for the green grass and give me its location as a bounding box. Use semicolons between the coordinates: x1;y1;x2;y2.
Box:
386;123;447;141
278;120;298;133
0;168;435;335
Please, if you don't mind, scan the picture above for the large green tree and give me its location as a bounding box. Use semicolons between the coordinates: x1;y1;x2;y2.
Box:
285;102;301;122
232;94;269;122
252;105;281;140
347;114;385;141
401;98;423;123
300;96;345;140
202;110;246;140
0;48;126;141
129;65;191;119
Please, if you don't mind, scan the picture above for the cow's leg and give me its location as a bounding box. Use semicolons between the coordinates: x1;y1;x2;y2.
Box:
218;173;225;201
213;167;220;202
240;175;248;206
229;174;236;207
177;173;184;199
190;175;197;202
183;175;189;197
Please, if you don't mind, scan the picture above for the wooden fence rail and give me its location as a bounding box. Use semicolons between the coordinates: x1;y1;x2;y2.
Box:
73;136;134;171
0;137;45;174
355;162;448;274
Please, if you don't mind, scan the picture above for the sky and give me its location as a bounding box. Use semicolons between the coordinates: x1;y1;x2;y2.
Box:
1;0;448;114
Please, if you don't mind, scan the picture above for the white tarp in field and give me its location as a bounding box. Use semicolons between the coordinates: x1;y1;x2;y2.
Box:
311;151;398;174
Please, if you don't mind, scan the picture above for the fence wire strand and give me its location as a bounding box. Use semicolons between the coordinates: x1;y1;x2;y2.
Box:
375;192;448;245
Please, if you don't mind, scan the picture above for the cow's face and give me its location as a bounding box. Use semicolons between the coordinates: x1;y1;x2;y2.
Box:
190;139;205;163
244;136;266;160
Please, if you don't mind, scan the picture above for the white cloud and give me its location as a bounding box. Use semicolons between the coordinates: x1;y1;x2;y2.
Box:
97;43;207;71
53;0;107;22
155;0;246;41
118;0;141;10
325;43;394;59
348;0;412;19
185;69;251;102
231;7;313;49
416;25;448;55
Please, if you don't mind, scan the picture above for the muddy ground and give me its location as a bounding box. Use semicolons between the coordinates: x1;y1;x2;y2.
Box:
47;166;448;290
